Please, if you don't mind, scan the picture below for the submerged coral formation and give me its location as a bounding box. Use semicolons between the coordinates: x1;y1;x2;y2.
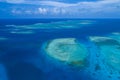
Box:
6;20;95;30
89;34;120;71
45;38;88;67
89;36;120;46
0;37;8;41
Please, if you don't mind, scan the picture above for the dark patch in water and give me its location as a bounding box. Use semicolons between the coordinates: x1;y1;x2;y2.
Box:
95;64;101;71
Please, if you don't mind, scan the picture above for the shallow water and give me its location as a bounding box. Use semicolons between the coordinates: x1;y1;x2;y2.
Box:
0;19;120;80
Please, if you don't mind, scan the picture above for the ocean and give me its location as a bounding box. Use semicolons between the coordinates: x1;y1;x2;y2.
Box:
0;19;120;80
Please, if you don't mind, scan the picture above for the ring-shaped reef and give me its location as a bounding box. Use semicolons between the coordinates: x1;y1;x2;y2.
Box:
44;38;88;67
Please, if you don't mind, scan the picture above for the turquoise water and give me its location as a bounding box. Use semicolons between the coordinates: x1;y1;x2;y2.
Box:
0;19;120;80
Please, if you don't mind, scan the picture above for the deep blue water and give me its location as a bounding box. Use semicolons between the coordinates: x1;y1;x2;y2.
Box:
0;19;120;80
